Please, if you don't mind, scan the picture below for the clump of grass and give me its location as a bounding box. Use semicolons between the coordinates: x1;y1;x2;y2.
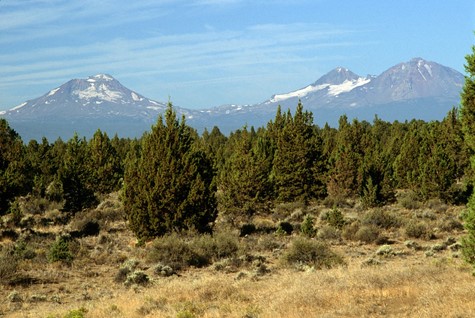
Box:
282;238;345;269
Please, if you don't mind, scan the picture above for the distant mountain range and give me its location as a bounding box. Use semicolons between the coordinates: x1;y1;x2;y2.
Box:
0;58;464;141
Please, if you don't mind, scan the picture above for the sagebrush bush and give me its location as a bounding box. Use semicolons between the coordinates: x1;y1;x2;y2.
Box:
354;225;380;243
362;209;402;229
398;191;421;210
0;245;19;284
282;238;345;269
317;225;341;240
147;232;240;270
405;220;429;239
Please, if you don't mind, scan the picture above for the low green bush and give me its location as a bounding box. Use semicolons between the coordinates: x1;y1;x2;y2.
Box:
147;232;240;271
282;238;345;269
405;220;429;239
362;209;402;229
48;235;73;264
300;214;316;237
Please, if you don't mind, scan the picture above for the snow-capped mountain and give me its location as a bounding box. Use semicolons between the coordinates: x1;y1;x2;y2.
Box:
201;58;464;131
0;58;465;141
1;74;201;141
2;74;170;119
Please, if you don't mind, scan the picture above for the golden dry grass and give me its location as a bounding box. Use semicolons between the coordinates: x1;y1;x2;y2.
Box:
1;196;473;318
3;254;475;318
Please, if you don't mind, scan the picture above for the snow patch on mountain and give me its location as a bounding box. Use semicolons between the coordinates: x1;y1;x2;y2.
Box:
74;82;123;102
327;77;371;96
271;84;329;102
10;102;27;111
131;92;142;101
47;88;60;97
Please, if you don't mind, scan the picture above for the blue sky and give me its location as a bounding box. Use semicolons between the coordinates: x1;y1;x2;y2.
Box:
0;0;474;110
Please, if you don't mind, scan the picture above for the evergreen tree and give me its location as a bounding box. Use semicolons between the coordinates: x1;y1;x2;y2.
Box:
219;127;273;220
87;129;122;194
0;119;30;214
460;43;475;266
59;134;97;212
271;102;324;202
123;104;217;239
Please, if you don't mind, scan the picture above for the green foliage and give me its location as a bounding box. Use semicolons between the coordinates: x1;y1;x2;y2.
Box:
300;214;316;237
63;307;87;318
0;119;31;215
362;209;401;229
324;208;345;229
123;104;217;239
0;244;19;284
405;220;429;239
147;232;240;271
271;102;326;203
219;127;273;219
462;195;475;265
87;129;123;194
60;134;97;213
282;238;344;269
48;235;73;264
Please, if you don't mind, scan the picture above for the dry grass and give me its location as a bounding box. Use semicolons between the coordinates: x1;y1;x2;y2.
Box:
1;195;473;318
4;258;474;318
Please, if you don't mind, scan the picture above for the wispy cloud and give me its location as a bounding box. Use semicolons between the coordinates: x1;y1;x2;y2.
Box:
0;0;367;108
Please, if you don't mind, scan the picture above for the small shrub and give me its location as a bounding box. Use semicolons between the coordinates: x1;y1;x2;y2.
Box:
148;232;240;271
256;234;284;252
405;220;429;239
125;270;149;286
362;209;401;229
63;307;87;318
276;222;293;235
300;214;316;237
398;191;421;210
9;200;22;227
324;208;345;229
115;259;139;283
282;238;345;269
0;247;18;284
240;223;256;237
342;221;360;241
354;225;380;243
316;225;341;240
153;263;175;277
375;245;395;257
48;235;73;264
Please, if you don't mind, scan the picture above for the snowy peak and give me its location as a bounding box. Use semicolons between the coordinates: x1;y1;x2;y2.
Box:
314;67;361;85
270;67;370;103
3;74;167;119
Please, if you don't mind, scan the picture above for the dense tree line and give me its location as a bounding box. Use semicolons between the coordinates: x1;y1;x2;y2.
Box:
0;98;472;238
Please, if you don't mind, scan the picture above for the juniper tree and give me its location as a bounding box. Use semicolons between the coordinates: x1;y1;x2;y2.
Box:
0;119;30;214
123;103;217;239
461;43;475;266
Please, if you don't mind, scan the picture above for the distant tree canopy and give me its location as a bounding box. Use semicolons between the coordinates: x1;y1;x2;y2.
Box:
1;87;473;237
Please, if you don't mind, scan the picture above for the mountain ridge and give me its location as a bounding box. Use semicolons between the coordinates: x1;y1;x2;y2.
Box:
1;57;464;141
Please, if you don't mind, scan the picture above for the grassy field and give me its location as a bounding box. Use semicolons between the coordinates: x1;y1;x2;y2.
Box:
1;192;474;318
